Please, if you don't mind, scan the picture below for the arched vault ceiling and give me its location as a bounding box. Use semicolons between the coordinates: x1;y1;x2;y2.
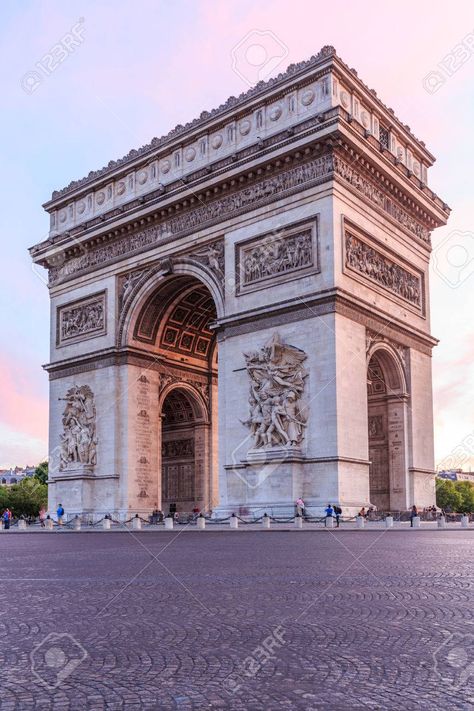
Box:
133;276;217;362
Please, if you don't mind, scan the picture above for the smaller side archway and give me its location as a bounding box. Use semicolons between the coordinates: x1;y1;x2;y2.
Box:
159;385;211;516
366;344;409;511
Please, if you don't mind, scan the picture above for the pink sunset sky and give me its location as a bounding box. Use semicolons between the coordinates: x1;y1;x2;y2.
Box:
1;0;473;469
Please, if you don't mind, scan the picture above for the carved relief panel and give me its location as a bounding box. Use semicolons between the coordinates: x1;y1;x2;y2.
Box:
242;332;308;450
59;385;97;470
57;292;106;346
236;218;319;294
343;222;424;313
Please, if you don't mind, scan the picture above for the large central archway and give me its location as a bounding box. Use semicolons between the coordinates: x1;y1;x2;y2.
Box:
124;269;219;516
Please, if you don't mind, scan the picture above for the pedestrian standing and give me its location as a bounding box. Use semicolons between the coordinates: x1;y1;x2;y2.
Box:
57;503;65;525
324;503;334;527
3;509;11;530
410;505;418;527
334;505;342;528
296;497;305;517
39;508;46;528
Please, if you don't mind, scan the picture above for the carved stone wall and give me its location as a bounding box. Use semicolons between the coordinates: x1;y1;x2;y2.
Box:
236;219;318;293
190;240;225;286
158;372;210;411
334;156;430;243
346;232;422;308
47;146;433;286
59;385;97;470
57;292;106;346
48;155;334;284
134;374;153;501
242;333;308;450
162;439;194;458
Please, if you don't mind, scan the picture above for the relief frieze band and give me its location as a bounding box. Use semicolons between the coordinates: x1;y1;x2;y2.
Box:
345;232;422;309
46;149;432;286
333;155;430;243
56;291;106;346
48;153;334;285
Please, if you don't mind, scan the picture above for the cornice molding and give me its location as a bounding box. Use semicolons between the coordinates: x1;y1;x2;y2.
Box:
34;142;441;287
45;47;435;206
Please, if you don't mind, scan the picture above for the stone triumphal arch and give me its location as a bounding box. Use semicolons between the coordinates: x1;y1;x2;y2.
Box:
30;46;449;518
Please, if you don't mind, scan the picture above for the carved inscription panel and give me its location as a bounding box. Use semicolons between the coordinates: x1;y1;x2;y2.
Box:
134;375;153;502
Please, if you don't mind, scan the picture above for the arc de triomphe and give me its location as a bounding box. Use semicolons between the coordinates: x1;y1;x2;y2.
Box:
30;46;449;519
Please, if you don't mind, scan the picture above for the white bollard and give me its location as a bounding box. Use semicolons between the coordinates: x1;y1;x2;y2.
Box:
325;516;334;529
102;518;111;530
45;518;54;530
412;516;421;528
197;516;206;530
164;517;174;530
385;516;394;528
295;515;303;529
438;515;446;529
230;515;239;529
73;517;81;531
356;516;365;529
262;514;270;529
0;520;3;531
461;515;469;529
132;516;141;530
18;519;27;530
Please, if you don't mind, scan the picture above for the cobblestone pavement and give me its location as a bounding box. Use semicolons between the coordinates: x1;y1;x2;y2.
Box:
0;531;472;710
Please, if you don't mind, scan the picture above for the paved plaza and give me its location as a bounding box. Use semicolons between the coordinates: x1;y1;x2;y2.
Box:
0;530;472;710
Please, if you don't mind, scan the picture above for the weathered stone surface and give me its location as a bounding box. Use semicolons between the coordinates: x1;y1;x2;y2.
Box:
31;50;449;520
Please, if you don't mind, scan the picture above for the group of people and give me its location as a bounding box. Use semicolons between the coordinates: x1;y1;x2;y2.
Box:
296;498;343;527
358;506;376;520
2;509;12;529
324;504;343;527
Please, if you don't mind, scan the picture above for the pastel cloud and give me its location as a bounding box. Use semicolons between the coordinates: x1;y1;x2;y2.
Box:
1;0;473;468
0;355;48;444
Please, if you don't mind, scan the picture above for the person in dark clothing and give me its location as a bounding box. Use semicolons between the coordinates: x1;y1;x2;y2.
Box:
410;505;418;527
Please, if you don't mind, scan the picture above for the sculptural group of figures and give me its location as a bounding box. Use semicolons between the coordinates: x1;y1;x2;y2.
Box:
243;232;312;285
59;385;97;468
243;333;308;449
345;233;420;306
61;301;104;340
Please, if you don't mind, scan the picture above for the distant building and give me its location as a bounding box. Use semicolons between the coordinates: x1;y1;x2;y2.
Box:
437;469;474;483
0;466;36;487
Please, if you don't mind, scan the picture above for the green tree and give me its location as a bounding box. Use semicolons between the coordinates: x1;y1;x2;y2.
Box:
455;480;474;513
435;479;463;512
34;461;48;485
0;486;10;512
8;478;47;518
